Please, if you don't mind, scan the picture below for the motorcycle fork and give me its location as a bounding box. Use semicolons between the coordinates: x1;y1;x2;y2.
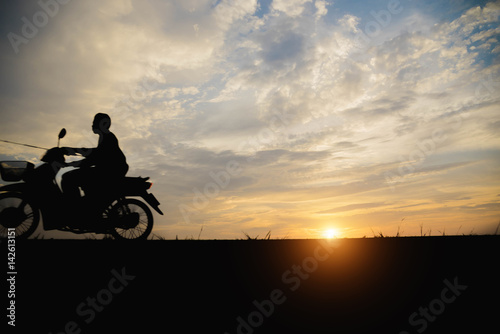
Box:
115;198;131;215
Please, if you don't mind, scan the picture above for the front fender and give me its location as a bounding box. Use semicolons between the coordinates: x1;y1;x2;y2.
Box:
0;182;28;194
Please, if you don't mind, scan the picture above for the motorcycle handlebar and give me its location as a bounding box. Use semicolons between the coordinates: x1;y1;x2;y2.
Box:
41;147;66;164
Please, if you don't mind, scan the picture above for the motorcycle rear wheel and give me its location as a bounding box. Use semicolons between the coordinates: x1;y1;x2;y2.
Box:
108;198;153;240
0;192;40;239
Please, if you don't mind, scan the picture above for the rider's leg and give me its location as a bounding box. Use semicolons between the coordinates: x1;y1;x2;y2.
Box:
61;169;83;200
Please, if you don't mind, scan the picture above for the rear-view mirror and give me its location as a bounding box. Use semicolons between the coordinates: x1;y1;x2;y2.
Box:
58;128;67;139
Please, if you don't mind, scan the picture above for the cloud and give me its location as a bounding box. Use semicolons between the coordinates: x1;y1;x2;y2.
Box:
1;0;499;238
271;0;313;18
460;202;500;211
317;202;386;214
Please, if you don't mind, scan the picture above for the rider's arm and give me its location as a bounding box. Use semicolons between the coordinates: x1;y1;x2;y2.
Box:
78;145;102;169
66;160;82;167
61;147;93;157
63;150;96;168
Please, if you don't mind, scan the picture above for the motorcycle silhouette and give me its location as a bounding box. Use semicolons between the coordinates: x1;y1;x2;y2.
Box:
0;129;163;240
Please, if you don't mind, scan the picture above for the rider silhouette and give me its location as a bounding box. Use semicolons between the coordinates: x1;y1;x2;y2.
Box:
61;113;128;201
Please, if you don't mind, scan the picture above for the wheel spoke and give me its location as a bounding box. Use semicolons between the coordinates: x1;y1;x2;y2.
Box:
0;193;39;239
110;199;153;240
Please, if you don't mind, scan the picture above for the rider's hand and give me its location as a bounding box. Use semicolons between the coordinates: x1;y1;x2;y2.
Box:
61;147;82;155
66;160;82;167
61;147;72;155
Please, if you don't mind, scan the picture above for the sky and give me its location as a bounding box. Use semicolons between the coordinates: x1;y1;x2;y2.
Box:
0;0;499;239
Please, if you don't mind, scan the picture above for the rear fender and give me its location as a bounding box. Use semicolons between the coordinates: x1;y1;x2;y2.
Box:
121;177;163;215
141;192;163;215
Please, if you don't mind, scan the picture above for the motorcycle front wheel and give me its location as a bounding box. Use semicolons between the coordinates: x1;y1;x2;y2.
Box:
108;198;153;240
0;192;40;239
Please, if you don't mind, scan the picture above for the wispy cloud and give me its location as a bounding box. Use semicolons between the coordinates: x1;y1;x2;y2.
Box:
0;0;499;238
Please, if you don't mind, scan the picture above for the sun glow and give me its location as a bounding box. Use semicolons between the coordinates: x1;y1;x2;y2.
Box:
323;228;339;239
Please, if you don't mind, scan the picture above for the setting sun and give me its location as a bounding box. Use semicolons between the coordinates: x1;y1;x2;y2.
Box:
324;228;339;239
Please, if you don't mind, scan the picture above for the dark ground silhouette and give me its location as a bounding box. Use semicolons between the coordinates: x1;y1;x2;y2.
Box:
11;236;500;333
